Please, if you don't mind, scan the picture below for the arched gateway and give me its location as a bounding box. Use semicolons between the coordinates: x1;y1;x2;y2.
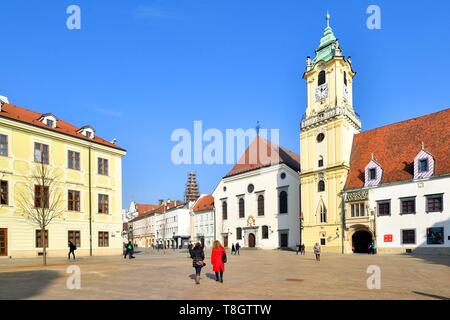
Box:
352;229;373;253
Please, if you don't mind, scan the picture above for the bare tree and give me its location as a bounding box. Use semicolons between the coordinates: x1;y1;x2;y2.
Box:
17;159;64;265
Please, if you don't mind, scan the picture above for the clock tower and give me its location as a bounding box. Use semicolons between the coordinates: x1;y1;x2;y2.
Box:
300;13;361;253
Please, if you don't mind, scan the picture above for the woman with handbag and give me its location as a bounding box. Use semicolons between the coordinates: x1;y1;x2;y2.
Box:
189;242;205;285
211;240;226;283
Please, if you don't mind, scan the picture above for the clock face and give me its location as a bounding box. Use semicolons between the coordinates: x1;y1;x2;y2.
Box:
315;83;328;102
343;85;349;102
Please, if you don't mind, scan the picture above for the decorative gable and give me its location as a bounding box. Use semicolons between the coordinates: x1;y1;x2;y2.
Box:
78;125;95;139
414;147;434;180
40;113;57;128
364;158;382;187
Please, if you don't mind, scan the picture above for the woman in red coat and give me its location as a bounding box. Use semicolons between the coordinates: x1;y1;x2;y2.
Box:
211;240;226;283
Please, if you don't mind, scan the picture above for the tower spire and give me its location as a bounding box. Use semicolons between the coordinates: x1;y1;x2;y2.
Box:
326;11;330;28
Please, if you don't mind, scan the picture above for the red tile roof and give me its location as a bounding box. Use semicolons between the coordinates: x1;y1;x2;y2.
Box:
225;135;300;177
130;201;184;222
135;204;159;217
192;195;214;212
345;108;450;190
0;102;126;151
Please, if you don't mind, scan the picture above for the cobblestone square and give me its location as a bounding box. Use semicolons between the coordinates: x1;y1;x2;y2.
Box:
0;250;449;300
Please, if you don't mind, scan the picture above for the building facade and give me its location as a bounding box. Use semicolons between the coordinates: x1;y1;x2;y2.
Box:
0;97;126;258
155;203;191;249
213;136;301;250
300;14;361;253
191;194;215;248
343;109;450;254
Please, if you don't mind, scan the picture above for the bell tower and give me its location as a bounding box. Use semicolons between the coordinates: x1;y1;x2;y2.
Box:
300;13;361;253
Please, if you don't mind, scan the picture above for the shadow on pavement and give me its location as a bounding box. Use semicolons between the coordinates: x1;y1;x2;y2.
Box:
412;291;450;300
0;270;60;300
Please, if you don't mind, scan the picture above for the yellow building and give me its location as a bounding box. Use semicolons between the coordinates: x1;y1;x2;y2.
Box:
300;14;361;253
0;96;126;258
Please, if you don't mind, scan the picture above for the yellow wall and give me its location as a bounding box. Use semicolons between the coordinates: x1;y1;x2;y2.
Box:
0;116;126;258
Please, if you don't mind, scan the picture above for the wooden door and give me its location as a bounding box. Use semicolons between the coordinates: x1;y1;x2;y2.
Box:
248;233;256;248
223;235;228;248
0;228;7;256
280;233;288;248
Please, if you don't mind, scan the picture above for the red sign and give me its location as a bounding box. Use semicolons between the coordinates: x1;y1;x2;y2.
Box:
384;234;393;243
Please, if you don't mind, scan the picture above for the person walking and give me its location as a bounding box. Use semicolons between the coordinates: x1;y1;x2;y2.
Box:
231;243;236;255
313;242;321;261
235;242;241;255
371;241;377;255
189;242;205;285
211;240;226;283
301;244;306;256
124;241;135;259
68;241;77;261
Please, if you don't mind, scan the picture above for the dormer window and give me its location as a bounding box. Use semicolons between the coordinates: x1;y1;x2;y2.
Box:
414;147;434;180
78;126;95;139
365;158;382;187
369;168;377;180
419;159;428;173
40;114;57;128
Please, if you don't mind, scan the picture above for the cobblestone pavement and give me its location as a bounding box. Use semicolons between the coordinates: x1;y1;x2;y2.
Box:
0;249;449;300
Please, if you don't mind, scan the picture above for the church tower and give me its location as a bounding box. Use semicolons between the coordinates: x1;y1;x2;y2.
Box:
300;13;361;253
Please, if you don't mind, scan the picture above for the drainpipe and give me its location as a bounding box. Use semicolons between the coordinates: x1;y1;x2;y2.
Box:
89;145;93;256
213;207;216;242
341;191;346;254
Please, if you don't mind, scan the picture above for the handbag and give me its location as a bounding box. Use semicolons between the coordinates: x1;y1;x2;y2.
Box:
222;250;227;263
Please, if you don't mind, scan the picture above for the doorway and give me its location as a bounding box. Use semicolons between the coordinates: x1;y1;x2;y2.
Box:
223;235;228;248
0;228;7;256
352;230;373;253
248;233;256;248
280;232;288;248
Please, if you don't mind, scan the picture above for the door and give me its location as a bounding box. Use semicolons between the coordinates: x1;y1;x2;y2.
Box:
280;233;288;248
0;228;7;256
223;235;228;248
248;233;256;248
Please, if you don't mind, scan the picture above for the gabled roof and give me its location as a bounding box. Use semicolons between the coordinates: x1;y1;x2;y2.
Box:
129;201;184;223
345;108;450;190
192;195;214;213
225;135;300;178
135;204;160;217
0;102;125;152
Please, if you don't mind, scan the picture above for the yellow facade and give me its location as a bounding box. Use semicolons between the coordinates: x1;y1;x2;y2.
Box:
300;16;361;253
0;108;126;258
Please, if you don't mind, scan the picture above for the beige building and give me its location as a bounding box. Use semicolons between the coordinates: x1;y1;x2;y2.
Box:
0;96;126;258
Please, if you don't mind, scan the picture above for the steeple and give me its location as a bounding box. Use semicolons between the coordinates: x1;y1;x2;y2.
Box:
311;12;339;66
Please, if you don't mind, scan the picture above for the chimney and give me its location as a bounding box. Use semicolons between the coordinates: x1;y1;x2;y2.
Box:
0;96;9;112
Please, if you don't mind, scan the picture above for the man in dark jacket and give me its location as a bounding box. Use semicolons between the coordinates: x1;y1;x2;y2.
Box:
124;241;135;259
68;241;77;261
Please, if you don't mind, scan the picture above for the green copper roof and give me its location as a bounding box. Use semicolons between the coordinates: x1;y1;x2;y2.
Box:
312;12;339;65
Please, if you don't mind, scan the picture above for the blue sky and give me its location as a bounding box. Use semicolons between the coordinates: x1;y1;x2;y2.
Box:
1;0;449;206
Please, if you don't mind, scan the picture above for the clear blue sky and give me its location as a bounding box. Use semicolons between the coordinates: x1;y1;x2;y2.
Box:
1;0;449;206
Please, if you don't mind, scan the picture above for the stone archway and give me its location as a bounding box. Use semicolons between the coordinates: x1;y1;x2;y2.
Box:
352;229;373;254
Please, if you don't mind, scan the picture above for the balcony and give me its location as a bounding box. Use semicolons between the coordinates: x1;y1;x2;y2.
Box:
300;106;361;131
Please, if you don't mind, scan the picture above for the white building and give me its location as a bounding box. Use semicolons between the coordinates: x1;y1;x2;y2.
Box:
213;136;301;250
154;203;192;249
343;109;450;254
191;195;215;248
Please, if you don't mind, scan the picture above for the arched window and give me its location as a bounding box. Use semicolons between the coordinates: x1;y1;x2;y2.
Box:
318;70;326;86
344;71;347;86
258;195;265;216
318;156;324;168
320;205;327;223
279;191;288;214
262;226;269;239
318;180;325;192
222;201;227;220
236;227;242;240
239;198;245;218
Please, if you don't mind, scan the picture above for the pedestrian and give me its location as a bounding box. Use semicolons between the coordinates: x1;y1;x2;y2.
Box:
124;241;135;259
189;242;205;285
301;244;306;255
313;242;321;261
296;243;300;255
352;244;355;253
368;243;372;255
235;242;240;255
371;241;377;255
231;243;236;255
68;241;77;261
211;240;227;283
